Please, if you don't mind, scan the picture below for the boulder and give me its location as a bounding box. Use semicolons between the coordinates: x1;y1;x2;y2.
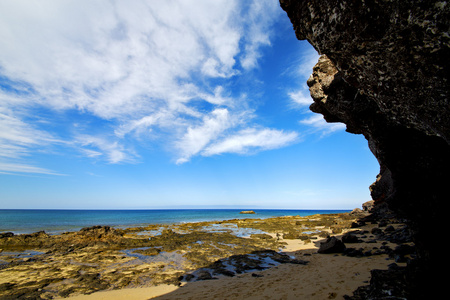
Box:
342;232;361;243
195;270;213;280
362;201;374;212
318;236;346;254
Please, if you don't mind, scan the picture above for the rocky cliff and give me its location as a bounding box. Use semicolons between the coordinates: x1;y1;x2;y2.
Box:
280;0;449;298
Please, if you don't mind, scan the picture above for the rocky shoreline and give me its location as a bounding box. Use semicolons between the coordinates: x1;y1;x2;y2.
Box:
0;204;415;299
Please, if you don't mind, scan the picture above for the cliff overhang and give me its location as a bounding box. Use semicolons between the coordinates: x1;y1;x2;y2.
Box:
280;0;449;298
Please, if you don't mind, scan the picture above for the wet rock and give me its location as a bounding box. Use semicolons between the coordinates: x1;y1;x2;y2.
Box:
185;249;307;282
0;232;14;239
132;248;161;256
250;234;273;240
282;232;299;239
0;282;15;292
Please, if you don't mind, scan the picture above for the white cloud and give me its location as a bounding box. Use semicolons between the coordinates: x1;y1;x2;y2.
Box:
75;135;138;164
0;0;244;116
300;114;346;135
239;0;280;70
202;128;299;157
0;112;46;159
0;107;65;175
288;90;313;107
0;162;63;176
0;0;299;171
175;108;233;164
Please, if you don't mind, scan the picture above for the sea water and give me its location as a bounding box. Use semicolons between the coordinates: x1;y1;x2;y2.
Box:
0;209;349;235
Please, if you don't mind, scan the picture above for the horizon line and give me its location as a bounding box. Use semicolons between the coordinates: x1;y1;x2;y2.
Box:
0;207;354;211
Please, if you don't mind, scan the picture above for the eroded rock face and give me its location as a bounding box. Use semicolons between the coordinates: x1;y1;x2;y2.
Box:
280;0;449;297
281;0;449;141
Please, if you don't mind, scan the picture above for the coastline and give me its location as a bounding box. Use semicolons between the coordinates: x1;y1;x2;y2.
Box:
0;209;413;299
0;209;350;235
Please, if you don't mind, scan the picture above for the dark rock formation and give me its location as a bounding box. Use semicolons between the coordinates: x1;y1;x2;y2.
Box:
280;0;449;298
318;236;346;254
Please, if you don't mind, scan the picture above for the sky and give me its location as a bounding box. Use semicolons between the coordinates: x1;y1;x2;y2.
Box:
0;0;379;210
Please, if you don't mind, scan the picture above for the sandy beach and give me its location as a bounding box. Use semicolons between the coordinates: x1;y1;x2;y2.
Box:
0;212;411;300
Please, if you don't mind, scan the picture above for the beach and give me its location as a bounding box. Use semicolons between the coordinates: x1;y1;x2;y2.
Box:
0;210;413;299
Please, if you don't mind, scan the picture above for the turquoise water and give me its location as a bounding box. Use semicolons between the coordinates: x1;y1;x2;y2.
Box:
0;209;349;235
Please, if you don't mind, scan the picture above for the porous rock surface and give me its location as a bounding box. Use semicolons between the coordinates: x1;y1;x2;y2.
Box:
280;0;449;298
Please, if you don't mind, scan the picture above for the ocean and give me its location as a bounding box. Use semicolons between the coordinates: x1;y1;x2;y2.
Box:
0;209;350;235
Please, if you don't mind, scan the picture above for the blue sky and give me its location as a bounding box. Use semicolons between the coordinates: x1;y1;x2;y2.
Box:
0;0;379;209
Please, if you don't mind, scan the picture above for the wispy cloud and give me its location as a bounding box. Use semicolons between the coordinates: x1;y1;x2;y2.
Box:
175;108;234;164
0;162;64;176
300;114;346;136
0;108;55;159
202;128;299;157
75;135;138;164
0;0;298;173
288;89;313;107
0;106;65;175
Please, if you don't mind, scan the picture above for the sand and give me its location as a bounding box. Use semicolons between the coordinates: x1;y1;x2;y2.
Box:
64;227;403;300
64;285;179;300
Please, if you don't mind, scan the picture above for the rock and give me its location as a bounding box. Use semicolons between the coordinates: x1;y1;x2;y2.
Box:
239;210;256;214
280;0;449;297
393;244;415;256
384;225;395;232
188;249;308;282
349;208;370;219
343;248;364;257
350;208;363;215
378;220;388;228
342;232;361;243
344;266;409;299
196;270;213;280
132;248;161;256
371;227;382;235
282;232;299;239
362;201;374;212
350;221;365;228
0;232;14;238
318;236;346;254
181;274;195;282
250;234;273;240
